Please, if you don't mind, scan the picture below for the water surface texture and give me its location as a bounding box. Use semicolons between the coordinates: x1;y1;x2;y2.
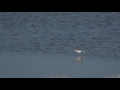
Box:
0;12;120;78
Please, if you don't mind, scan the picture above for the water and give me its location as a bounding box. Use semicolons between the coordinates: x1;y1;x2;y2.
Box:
0;12;120;78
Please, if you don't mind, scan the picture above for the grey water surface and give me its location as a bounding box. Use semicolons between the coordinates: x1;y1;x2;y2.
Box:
0;12;120;78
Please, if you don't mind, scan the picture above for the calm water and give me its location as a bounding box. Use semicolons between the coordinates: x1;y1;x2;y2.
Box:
0;12;120;78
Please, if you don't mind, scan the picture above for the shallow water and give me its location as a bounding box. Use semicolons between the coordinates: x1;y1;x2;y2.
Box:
0;12;120;78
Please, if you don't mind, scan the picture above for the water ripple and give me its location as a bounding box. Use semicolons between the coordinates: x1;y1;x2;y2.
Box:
0;12;120;59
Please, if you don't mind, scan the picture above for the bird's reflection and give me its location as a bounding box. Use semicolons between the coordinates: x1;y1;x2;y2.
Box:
72;56;83;63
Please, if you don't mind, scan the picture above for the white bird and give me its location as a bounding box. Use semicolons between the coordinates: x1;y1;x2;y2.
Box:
74;48;84;54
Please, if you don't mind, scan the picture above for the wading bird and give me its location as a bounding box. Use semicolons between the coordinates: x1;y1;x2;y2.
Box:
74;48;84;55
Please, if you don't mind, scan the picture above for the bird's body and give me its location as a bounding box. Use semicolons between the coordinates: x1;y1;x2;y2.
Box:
74;49;82;54
74;48;84;54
